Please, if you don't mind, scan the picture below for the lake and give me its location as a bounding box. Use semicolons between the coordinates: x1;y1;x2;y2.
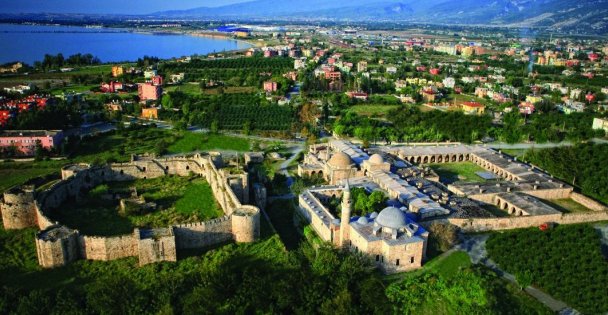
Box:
0;24;252;64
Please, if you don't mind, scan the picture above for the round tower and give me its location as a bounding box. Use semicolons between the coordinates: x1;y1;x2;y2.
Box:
339;180;352;247
1;186;36;229
231;206;260;243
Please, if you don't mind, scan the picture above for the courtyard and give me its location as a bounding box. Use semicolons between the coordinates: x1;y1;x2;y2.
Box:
48;175;222;236
429;162;494;184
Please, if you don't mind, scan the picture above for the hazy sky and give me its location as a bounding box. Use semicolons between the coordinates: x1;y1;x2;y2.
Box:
0;0;250;14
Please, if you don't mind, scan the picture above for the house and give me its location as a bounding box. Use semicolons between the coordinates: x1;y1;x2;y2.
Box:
357;61;368;72
461;102;486;115
100;81;124;93
144;70;157;80
263;81;278;93
111;66;124;77
0;130;64;156
151;75;164;86
346;92;368;100
592;118;608;133
170;73;185;84
141;107;159;120
138;83;162;101
442;77;455;89
429;68;441;75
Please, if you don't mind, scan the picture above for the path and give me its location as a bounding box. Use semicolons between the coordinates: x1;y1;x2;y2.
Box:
458;234;579;314
279;143;305;188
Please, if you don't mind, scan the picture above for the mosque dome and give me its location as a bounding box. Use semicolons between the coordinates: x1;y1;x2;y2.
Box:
328;152;352;168
369;154;384;165
356;216;369;225
369;212;379;219
375;206;408;229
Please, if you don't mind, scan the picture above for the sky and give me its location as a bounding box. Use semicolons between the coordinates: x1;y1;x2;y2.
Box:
0;0;250;14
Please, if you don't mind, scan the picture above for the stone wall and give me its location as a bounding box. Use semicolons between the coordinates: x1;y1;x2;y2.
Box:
35;226;80;268
79;234;138;261
1;186;37;229
173;216;233;249
449;211;608;232
570;192;608;211
136;228;177;266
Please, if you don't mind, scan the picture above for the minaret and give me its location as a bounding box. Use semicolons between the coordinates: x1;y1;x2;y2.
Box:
339;179;352;247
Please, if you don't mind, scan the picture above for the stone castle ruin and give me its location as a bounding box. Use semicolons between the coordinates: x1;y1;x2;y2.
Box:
1;153;262;268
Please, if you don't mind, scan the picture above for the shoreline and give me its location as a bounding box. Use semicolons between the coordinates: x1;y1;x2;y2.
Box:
0;22;256;64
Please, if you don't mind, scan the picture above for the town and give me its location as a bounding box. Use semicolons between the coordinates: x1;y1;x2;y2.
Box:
1;13;608;315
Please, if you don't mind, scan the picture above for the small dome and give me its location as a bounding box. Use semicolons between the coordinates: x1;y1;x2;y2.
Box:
369;212;379;219
328;152;352;168
376;207;408;229
369;154;384;164
357;216;369;225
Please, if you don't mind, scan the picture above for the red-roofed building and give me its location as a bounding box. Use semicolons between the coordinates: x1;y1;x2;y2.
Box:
519;102;535;115
152;75;164;86
263;81;278;93
346;91;368;100
100;81;124;93
429;68;441;75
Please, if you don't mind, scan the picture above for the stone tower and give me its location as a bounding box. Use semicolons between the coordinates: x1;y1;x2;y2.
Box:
339;180;352;247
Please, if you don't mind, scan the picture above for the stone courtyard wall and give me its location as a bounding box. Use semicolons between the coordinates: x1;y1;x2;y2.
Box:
79;234;138;261
570;192;608;211
173;216;233;249
449;211;608;232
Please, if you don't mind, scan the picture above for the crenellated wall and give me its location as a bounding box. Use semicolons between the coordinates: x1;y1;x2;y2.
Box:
2;153;261;268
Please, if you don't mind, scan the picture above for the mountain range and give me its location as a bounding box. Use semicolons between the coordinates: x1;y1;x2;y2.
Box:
154;0;608;34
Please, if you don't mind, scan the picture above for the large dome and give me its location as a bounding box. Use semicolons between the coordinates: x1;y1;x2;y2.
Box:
328;152;352;168
369;154;384;165
375;207;408;229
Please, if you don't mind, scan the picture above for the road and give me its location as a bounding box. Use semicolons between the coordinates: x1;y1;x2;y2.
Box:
458;234;579;314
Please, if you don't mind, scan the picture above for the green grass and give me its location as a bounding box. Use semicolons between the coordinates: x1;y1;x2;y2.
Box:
501;149;528;159
167;132;251;153
48;176;222;236
348;105;399;117
0;160;65;191
164;83;202;95
540;198;593;213
451;93;489;105
429;162;491;184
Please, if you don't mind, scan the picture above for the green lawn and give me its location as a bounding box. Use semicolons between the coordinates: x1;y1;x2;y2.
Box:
540;198;593;213
48;176;222;236
429;162;491;184
348;105;399;117
164;83;202;95
167;132;251;153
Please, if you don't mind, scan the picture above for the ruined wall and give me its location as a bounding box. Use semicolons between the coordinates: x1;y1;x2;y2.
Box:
173;216;233;249
570;192;608;211
79;234;138;261
524;187;573;200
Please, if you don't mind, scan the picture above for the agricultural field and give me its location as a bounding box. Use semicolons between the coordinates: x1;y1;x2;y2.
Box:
486;224;608;314
347;104;399;118
167;132;252;153
429;162;492;184
48;176;222;236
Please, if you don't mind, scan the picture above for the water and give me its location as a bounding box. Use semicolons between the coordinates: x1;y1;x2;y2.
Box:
0;24;252;64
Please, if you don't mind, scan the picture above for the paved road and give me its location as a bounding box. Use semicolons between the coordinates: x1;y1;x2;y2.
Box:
458;234;578;314
279;144;305;188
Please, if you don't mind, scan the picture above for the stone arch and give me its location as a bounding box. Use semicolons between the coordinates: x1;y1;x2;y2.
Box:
416;157;422;164
423;156;429;164
318;170;323;177
311;171;316;176
142;167;147;172
503;202;509;210
430;156;436;163
451;155;457;162
437;156;443;163
186;165;190;170
165;165;169;171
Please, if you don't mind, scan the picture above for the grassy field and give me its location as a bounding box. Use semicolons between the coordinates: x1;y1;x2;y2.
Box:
540;198;593;213
164;83;202;95
167;132;251;153
429;162;491;184
450;93;489;105
48;176;222;236
0;160;66;191
203;86;257;95
348;105;399;117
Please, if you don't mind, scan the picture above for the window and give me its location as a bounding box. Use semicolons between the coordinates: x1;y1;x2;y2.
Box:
376;255;380;262
396;259;400;266
410;257;415;264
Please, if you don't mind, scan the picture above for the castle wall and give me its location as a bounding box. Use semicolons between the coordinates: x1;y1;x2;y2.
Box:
137;228;177;266
173;216;233;249
79;234;138;261
524;187;573;200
